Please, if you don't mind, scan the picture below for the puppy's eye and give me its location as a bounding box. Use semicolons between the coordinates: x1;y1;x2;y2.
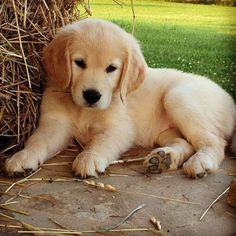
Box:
75;59;87;69
106;65;117;73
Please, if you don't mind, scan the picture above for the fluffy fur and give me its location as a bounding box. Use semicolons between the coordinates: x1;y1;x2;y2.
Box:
5;19;236;178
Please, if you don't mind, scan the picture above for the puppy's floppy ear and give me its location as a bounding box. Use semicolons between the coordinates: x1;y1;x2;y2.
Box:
119;37;147;102
42;34;71;89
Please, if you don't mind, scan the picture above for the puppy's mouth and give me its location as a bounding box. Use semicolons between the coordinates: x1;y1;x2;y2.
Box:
84;103;99;108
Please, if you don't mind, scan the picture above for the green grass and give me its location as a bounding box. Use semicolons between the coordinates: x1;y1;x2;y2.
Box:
80;1;236;99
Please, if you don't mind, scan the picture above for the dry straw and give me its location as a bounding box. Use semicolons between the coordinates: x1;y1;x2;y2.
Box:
0;0;88;155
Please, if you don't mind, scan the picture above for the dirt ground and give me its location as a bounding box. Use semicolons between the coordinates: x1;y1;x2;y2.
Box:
0;146;236;236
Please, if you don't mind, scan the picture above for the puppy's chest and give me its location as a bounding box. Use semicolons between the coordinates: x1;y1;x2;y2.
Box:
73;113;104;146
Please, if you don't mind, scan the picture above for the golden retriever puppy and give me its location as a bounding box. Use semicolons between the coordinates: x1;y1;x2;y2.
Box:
5;19;236;178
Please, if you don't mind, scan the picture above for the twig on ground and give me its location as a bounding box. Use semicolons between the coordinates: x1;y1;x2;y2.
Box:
41;161;72;166
5;176;81;189
0;213;157;235
41;157;145;166
0;224;22;229
48;217;69;229
18;231;81;235
200;187;230;221
0;212;16;220
122;190;200;205
1;191;31;199
52;155;75;158
0;182;25;187
0;219;76;233
5;168;42;193
0;205;30;215
75;138;85;150
105;204;145;230
111;157;146;165
108;174;130;177
18;227;155;234
0;201;19;206
4;188;24;203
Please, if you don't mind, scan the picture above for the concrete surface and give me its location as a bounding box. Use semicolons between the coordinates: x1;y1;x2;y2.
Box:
0;146;236;236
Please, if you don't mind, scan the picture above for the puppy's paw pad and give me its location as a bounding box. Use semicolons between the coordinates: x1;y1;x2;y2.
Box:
156;150;165;158
162;153;171;167
149;156;159;165
144;149;172;173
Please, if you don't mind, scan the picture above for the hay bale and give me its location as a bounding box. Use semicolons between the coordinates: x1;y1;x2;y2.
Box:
0;0;85;155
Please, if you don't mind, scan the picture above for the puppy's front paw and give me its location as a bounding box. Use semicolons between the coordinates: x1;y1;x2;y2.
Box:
5;150;40;177
72;152;108;178
182;153;218;178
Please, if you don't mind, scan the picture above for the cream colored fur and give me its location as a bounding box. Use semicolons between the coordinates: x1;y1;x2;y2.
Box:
5;19;236;178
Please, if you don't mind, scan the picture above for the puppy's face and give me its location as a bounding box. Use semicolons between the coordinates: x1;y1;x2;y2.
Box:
69;36;124;109
43;19;147;110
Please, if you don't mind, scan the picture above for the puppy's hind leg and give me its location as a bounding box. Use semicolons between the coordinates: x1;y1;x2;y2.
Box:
163;86;229;178
144;128;195;173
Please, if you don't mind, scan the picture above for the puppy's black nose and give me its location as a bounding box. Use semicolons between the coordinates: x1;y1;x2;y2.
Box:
83;89;101;104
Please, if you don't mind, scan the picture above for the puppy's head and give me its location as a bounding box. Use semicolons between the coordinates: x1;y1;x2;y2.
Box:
43;19;147;109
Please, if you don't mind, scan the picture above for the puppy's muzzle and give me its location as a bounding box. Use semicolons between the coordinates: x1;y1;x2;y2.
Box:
83;89;101;105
